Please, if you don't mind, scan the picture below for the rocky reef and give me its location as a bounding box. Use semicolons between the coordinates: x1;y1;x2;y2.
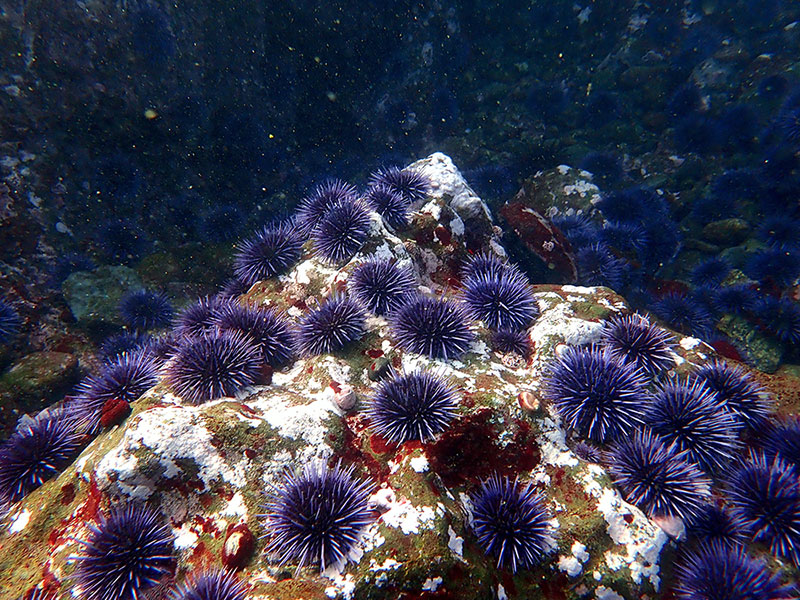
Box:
0;154;797;600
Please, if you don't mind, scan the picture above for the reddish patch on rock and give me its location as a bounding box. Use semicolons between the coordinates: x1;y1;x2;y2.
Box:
623;513;634;524
59;482;75;505
189;540;213;567
539;571;569;599
258;364;273;385
329;380;342;394
414;226;435;246
370;432;398;455
193;515;220;536
244;448;257;459
434;225;452;246
427;409;540;487
99;398;131;428
49;475;103;547
709;339;744;362
186;478;206;493
221;522;255;570
499;201;577;281
339;415;390;482
366;348;384;359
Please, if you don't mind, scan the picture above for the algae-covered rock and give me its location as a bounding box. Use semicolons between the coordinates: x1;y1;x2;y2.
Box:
61;265;144;323
701;217;751;246
716;313;783;373
1;154;792;600
0;351;80;435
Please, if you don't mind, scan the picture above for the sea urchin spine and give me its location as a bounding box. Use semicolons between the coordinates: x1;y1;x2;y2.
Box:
367;370;460;444
470;474;555;573
261;461;373;571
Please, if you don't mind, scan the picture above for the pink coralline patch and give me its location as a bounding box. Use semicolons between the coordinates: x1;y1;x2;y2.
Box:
221;523;255;570
499;201;577;281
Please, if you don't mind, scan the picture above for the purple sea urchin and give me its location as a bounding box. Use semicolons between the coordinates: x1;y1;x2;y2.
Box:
0;410;83;503
213;303;294;368
685;503;748;548
367;370;459;444
461;271;538;331
175;296;233;338
312;199;371;264
294;295;366;357
727;451;800;566
72;350;160;433
295;179;359;235
470;474;555;573
0;298;22;344
170;568;248;600
73;503;175;600
651;291;714;337
364;184;410;230
694;360;772;430
760;416;800;471
674;541;795;600
646;378;740;473
601;313;674;375
712;284;758;316
755;296;800;345
166;331;261;404
461;251;524;283
99;332;153;362
389;294;474;360
119;289;173;331
690;257;731;288
575;242;627;290
491;328;532;358
368;166;430;204
607;428;711;519
348;258;416;316
262;461;373;571
543;345;649;444
233;223;303;287
745;247;800;287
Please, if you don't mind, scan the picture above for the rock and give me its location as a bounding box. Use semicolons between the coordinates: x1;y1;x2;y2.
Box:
0;351;80;436
716;314;783;374
702;218;751;246
61;265;143;323
0;154;788;599
514;165;603;220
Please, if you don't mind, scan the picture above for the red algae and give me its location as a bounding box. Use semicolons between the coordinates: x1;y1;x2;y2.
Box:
221;522;255;570
340;414;391;481
48;475;103;547
427;409;540;487
59;483;75;505
434;225;452;246
99;397;130;428
709;339;743;362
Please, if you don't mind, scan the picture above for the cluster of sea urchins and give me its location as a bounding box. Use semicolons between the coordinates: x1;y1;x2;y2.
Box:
0;162;562;588
544;310;800;591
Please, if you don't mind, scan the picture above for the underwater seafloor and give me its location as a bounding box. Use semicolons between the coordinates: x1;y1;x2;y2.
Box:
2;1;800;599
